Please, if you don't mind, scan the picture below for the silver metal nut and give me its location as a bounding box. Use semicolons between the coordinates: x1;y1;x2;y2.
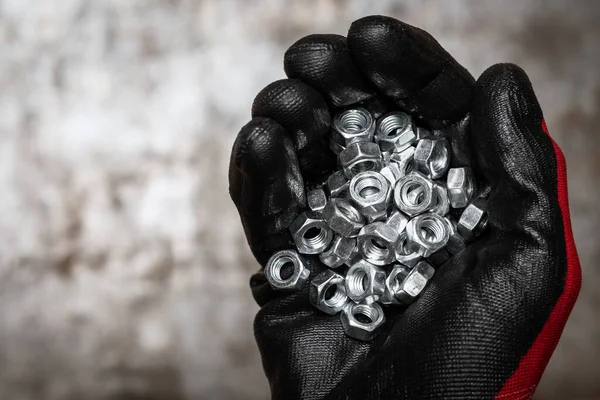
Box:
375;112;417;152
414;138;450;179
393;172;435;216
390;146;415;177
380;264;411;305
265;249;310;291
365;209;389;224
309;270;349;315
323;198;365;238
415;127;433;141
345;260;386;304
446;167;476;208
319;235;356;268
289;211;334;254
458;198;488;241
444;217;466;255
430;181;450;216
344;246;362;267
386;209;409;234
406;213;451;257
340;301;386;341
380;163;403;187
332;108;376;146
395;260;435;304
357;222;399;266
349;171;391;217
340;142;383;179
307;188;327;213
395;231;422;267
326;170;349;198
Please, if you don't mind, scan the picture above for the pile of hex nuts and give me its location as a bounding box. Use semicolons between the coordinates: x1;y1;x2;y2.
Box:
264;108;488;341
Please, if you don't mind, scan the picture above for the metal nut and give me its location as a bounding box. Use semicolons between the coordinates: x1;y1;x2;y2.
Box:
307;188;327;213
380;264;411;305
446;167;476;208
406;213;451;257
430;181;450;216
375;112;417;152
390;146;415;177
386;209;409;234
393;172;435;216
326;170;349;198
444;217;466;254
319;235;356;268
380;163;403;187
349;171;391;217
332;108;376;146
415;127;433;141
309;270;349;315
289;211;334;254
357;222;399;266
340;301;386;341
414;138;450;179
340;142;383;179
323;198;365;238
457;198;488;241
365;209;389;224
345;260;386;304
395;231;421;267
395;261;435;304
265;249;310;291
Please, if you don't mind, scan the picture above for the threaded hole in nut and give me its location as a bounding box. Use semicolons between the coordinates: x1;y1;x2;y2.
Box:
379;114;409;137
339;111;369;133
351;160;378;175
272;256;297;283
324;283;346;308
354;176;383;200
401;182;426;207
353;304;378;324
418;217;445;244
348;269;369;296
363;238;390;262
302;227;328;249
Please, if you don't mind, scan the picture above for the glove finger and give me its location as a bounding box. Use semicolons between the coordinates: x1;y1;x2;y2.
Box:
252;79;336;183
284;34;375;109
347;15;475;129
229;117;304;265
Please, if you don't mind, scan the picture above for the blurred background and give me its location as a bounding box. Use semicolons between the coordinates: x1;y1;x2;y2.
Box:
0;0;598;399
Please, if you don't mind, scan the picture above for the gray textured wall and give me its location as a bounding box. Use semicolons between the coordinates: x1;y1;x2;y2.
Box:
0;1;598;399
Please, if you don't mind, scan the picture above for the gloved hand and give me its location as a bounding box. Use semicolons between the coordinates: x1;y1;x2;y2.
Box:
228;16;581;400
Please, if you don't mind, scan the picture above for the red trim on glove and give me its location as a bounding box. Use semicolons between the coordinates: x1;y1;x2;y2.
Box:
494;121;582;400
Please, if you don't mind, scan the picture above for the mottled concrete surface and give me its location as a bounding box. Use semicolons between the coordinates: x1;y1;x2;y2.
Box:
0;1;598;399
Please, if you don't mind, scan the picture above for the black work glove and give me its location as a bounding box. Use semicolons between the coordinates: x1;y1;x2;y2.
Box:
229;16;581;400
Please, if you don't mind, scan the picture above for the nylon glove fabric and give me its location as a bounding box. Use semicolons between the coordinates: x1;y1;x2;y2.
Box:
228;16;581;400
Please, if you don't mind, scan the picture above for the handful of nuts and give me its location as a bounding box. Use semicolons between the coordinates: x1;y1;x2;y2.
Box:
264;108;488;341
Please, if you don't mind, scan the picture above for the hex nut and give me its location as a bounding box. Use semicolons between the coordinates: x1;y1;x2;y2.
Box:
345;260;386;304
340;142;383;179
430;181;450;216
319;235;356;268
380;163;403;187
380;264;411;305
446;167;476;208
375;112;417;152
326;170;350;198
289;211;334;254
357;222;399;266
395;231;422;267
307;188;327;213
309;270;349;315
393;172;435;216
445;217;466;254
344;246;362;267
265;249;310;291
395;261;435;304
365;209;389;224
414;138;450;179
340;301;386;341
323;198;365;238
349;171;391;217
390;146;415;177
415;127;433;141
332;108;376;146
386;209;409;234
406;213;451;257
458;198;488;241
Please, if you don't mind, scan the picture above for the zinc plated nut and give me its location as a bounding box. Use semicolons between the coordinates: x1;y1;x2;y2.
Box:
319;235;357;268
340;301;386;341
380;264;412;305
332;108;376;146
323;198;365;238
414;138;450;179
390;146;415;177
307;188;327;213
309;270;349;315
430;181;450;216
457;198;489;241
395;231;422;267
380;163;403;187
386;209;409;234
394;172;435;216
326;170;350;198
444;217;467;254
289;211;334;255
265;249;310;291
349;171;391;217
340;142;383;179
345;260;386;304
395;261;435;304
375;112;417;152
406;213;451;257
357;222;399;266
446;167;476;208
